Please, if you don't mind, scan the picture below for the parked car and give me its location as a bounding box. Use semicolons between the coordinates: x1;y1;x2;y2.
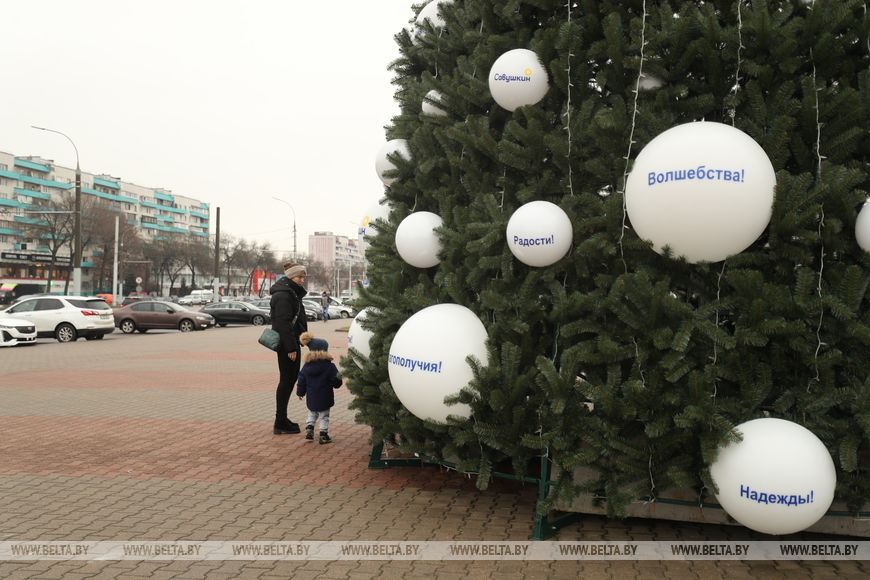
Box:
244;297;320;321
0;282;44;305
201;301;271;326
114;301;215;334
121;293;149;307
95;293;114;306
303;296;355;319
3;295;115;342
179;290;215;305
0;314;37;347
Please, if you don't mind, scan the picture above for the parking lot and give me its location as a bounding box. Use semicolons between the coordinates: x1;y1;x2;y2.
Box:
1;321;867;578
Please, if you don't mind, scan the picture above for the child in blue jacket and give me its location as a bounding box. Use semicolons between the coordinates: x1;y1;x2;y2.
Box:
297;332;342;444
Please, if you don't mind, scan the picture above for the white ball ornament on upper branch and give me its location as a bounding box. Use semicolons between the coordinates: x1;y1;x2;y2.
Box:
375;139;410;187
710;418;836;535
422;90;448;117
488;49;549;112
395;211;443;268
506;201;573;267
388;304;489;423
360;198;390;239
856;201;870;253
416;0;451;29
625;121;776;263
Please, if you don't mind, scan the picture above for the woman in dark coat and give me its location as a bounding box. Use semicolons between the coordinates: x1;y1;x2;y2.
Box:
269;262;309;434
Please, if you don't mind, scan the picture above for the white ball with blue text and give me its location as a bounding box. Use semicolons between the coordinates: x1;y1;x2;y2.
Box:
625;122;776;263
506;201;573;267
375;139;410;187
395;211;443;268
488;49;549;112
710;418;836;535
388;304;489;423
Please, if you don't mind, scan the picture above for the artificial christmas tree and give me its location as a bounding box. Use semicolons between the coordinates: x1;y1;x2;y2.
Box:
345;0;869;534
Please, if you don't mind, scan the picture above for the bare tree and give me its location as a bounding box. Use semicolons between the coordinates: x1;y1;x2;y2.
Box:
82;201;129;292
305;260;331;293
220;235;246;293
23;193;74;293
238;241;277;295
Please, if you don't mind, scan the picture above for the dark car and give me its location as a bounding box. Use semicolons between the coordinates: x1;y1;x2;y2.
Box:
244;298;320;321
114;301;215;333
0;283;44;305
120;293;150;307
201;301;271;327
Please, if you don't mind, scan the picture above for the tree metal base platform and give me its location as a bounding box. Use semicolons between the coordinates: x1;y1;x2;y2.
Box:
368;441;569;540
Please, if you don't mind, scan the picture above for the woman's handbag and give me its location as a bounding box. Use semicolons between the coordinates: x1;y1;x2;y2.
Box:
258;303;300;352
258;328;282;352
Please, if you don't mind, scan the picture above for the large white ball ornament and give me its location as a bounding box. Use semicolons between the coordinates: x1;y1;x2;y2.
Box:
416;0;451;29
856;202;870;253
422;90;448;117
625;122;776;263
506;201;573;267
375;139;410;187
347;307;376;362
388;304;489;423
710;418;836;535
488;49;549;112
360;198;389;238
396;212;443;268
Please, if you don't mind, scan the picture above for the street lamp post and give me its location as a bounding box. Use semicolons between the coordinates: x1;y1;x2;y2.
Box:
32;126;81;295
271;197;297;259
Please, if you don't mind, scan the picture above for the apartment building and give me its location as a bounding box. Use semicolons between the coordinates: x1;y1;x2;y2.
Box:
308;231;366;296
0;149;209;292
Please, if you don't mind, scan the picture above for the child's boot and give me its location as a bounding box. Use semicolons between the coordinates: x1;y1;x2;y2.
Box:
305;425;314;441
318;431;332;444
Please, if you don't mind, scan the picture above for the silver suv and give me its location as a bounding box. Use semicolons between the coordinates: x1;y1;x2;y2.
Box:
4;295;115;342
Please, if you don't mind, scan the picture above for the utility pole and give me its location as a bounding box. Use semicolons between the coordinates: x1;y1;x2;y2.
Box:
213;207;221;299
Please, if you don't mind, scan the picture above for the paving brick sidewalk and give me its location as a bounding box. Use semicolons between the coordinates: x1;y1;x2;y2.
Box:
0;320;866;579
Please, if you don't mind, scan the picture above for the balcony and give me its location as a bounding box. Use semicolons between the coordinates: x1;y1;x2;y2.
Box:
81;187;138;204
93;177;120;190
14;187;51;200
13;158;50;173
140;200;186;215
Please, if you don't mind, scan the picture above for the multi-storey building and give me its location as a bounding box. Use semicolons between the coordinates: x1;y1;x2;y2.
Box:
308;231;366;297
0;149;209;293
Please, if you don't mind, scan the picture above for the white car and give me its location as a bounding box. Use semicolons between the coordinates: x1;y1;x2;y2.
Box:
303;296;355;319
4;295;115;343
0;315;37;347
179;290;214;305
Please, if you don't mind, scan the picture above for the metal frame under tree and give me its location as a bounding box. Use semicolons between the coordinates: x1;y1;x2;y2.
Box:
368;440;580;540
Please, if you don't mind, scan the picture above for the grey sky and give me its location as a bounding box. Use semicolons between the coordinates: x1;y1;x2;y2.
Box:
1;0;412;257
